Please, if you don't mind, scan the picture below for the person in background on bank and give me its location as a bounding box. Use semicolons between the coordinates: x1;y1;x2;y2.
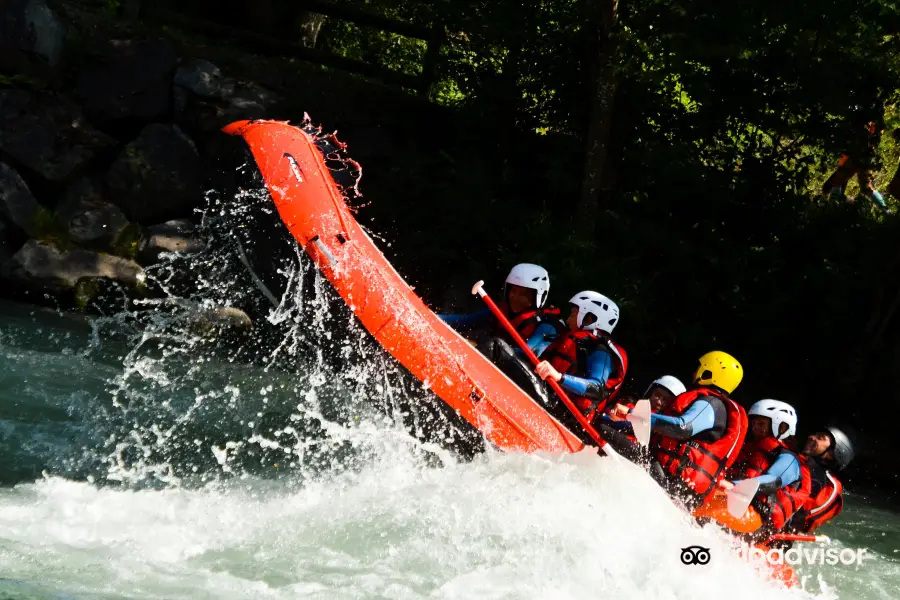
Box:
822;121;890;213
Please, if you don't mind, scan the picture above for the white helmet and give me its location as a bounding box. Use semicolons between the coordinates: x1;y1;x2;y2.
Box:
645;375;686;397
568;291;619;333
505;263;550;308
748;399;797;441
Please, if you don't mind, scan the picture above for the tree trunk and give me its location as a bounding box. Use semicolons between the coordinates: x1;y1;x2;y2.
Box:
496;2;535;184
296;11;326;48
577;0;620;237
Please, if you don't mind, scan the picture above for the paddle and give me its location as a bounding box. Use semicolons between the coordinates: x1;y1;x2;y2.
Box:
768;533;831;544
725;477;762;519
625;399;652;446
471;280;621;458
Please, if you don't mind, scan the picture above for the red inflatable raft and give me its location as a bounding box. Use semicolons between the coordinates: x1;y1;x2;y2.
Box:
223;118;585;455
224;118;797;589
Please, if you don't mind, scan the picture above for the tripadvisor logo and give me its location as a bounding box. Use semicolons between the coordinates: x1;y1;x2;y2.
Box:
738;542;870;567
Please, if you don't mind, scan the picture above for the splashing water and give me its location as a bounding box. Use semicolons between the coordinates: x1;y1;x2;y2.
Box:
0;129;897;599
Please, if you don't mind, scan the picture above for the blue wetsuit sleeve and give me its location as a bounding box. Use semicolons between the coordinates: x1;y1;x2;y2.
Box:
733;452;800;494
598;413;635;433
650;400;715;440
558;349;612;401
522;322;559;355
438;308;492;331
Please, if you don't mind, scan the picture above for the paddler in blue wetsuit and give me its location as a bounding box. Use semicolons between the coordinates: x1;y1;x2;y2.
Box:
609;352;748;510
594;375;687;462
532;291;628;437
440;264;565;393
439;263;561;348
720;400;811;540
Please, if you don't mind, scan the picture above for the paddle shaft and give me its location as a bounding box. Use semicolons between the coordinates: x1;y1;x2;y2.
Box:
472;282;616;455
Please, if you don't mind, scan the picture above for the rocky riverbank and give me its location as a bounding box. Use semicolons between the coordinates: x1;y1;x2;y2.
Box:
0;0;305;334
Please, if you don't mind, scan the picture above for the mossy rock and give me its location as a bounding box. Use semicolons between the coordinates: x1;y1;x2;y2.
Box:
29;206;70;247
110;222;143;259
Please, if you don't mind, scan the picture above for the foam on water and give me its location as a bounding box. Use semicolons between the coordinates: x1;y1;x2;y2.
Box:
0;444;846;600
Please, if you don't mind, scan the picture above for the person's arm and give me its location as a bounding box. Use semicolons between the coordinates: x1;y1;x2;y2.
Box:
438;308;492;331
558;349;612;400
732;452;800;494
521;322;559;356
649;400;715;440
598;412;635;433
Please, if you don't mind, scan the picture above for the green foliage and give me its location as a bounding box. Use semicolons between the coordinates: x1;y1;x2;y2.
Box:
312;1;900;405
319;18;427;78
29;207;69;247
0;74;39;89
142;0;900;435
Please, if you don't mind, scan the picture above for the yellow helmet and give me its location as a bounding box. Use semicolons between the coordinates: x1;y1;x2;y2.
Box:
692;351;743;394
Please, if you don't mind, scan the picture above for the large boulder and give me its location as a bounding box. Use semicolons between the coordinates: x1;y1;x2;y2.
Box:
0;0;66;70
107;124;203;223
137;219;205;264
0;162;41;236
173;58;281;134
57;178;131;247
174;59;234;100
0;90;116;182
2;239;143;292
77;39;177;123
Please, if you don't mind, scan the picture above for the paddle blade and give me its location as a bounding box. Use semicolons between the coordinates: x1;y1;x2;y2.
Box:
692;491;762;534
726;478;760;519
626;399;652;447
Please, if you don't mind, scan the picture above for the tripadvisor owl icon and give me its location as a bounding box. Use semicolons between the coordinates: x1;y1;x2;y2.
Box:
681;546;711;565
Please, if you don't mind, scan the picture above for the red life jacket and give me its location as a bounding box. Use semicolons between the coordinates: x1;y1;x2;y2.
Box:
652;388;748;502
798;459;844;533
539;330;628;416
495;301;563;341
732;437;812;531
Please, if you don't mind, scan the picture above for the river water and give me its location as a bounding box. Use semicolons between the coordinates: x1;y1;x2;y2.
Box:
1;292;899;600
1;183;899;599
